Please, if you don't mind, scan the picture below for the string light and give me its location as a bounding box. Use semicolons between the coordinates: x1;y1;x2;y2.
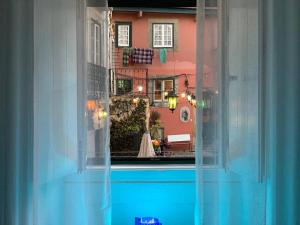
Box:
98;110;108;119
132;97;139;105
187;94;192;102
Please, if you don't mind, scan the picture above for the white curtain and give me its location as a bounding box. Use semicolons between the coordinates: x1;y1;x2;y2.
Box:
195;0;266;224
264;0;300;224
33;0;111;225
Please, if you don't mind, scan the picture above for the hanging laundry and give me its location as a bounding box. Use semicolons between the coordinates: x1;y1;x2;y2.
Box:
159;48;167;64
122;47;133;66
133;48;154;64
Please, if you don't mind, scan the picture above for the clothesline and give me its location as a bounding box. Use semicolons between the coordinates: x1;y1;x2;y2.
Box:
115;72;194;80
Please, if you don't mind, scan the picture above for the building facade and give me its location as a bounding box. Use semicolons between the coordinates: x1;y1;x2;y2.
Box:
111;8;218;146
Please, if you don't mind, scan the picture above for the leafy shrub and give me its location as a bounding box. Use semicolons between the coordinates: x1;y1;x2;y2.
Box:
110;98;147;155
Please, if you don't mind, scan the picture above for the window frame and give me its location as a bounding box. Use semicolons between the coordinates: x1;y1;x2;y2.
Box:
89;20;101;65
115;22;132;48
153;79;175;102
94;23;101;65
116;78;133;95
152;23;174;48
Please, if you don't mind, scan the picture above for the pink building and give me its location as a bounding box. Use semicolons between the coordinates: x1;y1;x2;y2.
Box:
112;8;217;141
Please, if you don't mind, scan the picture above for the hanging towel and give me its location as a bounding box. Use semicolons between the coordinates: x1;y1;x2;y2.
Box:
159;48;167;64
133;48;154;64
122;47;133;66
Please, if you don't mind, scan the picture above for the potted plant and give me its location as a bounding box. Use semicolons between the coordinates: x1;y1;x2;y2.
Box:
152;139;161;155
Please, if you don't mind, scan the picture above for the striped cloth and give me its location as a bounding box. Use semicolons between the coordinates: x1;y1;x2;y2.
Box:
133;48;154;64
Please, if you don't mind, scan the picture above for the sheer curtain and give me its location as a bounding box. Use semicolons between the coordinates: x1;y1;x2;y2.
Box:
33;0;111;225
264;0;300;224
0;0;111;224
0;1;34;224
195;0;266;224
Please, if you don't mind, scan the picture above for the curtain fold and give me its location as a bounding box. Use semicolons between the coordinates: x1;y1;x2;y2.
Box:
264;0;300;224
0;0;34;224
1;0;111;223
33;0;111;224
195;0;266;224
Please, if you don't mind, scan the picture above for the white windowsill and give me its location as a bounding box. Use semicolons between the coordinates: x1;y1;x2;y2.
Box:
111;164;195;170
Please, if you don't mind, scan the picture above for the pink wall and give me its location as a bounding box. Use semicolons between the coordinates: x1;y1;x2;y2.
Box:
112;11;217;139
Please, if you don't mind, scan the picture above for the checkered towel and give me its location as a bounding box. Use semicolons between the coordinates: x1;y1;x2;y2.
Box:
122;47;133;66
133;48;154;64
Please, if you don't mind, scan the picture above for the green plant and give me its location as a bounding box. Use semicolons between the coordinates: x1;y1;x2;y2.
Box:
110;98;147;154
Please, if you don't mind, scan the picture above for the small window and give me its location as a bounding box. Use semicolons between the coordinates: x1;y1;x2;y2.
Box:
154;79;174;102
89;21;101;65
152;23;174;48
115;22;132;47
94;24;101;65
116;79;132;95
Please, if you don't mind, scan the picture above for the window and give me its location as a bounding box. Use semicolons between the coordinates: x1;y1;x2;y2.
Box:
116;79;132;95
154;79;174;102
152;23;174;48
115;22;132;47
90;21;101;65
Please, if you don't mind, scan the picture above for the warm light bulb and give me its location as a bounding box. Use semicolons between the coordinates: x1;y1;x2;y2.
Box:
133;97;139;104
164;91;168;96
181;92;186;98
86;100;96;110
187;95;192;102
98;111;104;118
137;85;143;92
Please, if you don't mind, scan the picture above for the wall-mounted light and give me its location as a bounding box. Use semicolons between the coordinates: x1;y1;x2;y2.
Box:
86;100;96;111
166;91;178;113
137;85;143;92
181;92;186;98
138;11;143;18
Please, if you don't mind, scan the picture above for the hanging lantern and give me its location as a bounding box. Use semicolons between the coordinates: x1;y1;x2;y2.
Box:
86;100;96;111
166;91;178;113
198;99;206;108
